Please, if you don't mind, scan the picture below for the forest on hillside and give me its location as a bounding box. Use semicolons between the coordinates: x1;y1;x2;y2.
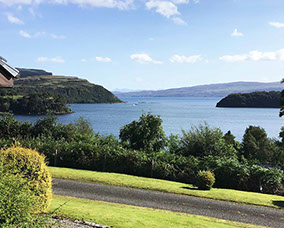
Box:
216;91;280;108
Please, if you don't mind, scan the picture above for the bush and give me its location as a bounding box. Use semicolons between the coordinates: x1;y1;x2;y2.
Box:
241;126;272;163
213;158;249;190
195;170;215;190
248;165;283;194
119;113;166;152
0;168;49;227
181;123;237;158
0;147;52;212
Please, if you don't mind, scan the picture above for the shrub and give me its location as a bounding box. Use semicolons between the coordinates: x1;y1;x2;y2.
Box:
0;168;49;227
119;113;166;152
195;170;215;190
0;147;52;212
241;126;272;162
248;165;284;194
181;123;237;158
213;158;249;190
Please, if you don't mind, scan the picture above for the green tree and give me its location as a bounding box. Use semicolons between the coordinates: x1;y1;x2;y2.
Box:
280;78;284;117
223;130;240;151
166;134;182;154
241;126;272;163
181;123;237;158
119;113;166;152
72;116;94;137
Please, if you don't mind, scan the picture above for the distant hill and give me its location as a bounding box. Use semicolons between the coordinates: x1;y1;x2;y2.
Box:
9;75;122;104
16;68;52;78
6;68;122;104
115;81;283;97
216;91;281;108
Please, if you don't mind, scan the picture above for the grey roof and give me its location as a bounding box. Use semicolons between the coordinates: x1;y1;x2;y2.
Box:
0;56;7;62
0;58;19;78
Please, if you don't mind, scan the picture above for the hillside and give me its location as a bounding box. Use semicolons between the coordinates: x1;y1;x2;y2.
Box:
7;75;122;104
115;81;283;97
216;91;281;108
16;68;52;78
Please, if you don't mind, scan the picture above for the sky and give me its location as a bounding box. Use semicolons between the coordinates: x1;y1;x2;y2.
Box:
1;0;284;91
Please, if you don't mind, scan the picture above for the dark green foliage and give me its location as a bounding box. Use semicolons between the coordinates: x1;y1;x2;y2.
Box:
280;78;284;117
0;93;72;115
0;114;29;138
1;75;122;104
223;131;235;145
16;68;52;78
217;91;280;108
199;156;284;193
248;165;283;194
0;114;283;194
0;168;50;227
204;157;250;190
195;170;215;190
119;113;166;152
181;123;237;158
223;131;240;151
0;115;78;141
70;116;94;137
166;134;182;155
241;126;274;163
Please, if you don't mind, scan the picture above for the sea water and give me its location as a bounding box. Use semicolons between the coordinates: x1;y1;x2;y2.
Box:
14;97;284;141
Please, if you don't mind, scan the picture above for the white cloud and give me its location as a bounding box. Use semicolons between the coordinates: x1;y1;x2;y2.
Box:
19;30;66;39
231;28;243;37
7;13;23;24
50;33;66;39
220;49;284;62
96;56;112;62
37;56;65;63
171;0;188;4
146;0;180;18
146;0;188;25
81;58;87;62
130;53;163;64
0;0;134;10
219;55;248;62
19;30;31;38
170;54;202;63
172;17;187;25
269;22;284;28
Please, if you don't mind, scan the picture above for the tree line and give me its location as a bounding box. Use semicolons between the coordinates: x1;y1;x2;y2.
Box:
0;113;283;194
0;91;72;115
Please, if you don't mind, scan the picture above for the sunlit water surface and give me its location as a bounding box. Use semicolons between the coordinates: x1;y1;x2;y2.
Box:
15;97;284;141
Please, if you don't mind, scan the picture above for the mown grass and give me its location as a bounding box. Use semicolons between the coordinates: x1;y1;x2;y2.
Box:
50;195;264;228
49;167;284;209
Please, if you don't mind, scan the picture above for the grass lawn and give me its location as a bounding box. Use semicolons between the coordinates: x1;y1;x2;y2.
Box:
49;167;284;209
50;195;264;228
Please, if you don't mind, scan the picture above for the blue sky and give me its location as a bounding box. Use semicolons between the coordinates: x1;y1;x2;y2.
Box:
1;0;284;91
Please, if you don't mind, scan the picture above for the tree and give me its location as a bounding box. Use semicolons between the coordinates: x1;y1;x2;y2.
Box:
119;113;166;152
241;126;272;162
280;78;284;117
181;123;237;158
223;130;240;151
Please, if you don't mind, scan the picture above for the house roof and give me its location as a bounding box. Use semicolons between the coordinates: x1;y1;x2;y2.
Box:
0;58;19;88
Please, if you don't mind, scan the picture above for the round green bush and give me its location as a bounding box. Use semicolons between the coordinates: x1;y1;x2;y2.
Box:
0;168;48;227
0;146;52;212
196;170;215;190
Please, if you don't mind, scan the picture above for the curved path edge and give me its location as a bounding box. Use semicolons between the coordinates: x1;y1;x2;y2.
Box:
52;178;284;228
